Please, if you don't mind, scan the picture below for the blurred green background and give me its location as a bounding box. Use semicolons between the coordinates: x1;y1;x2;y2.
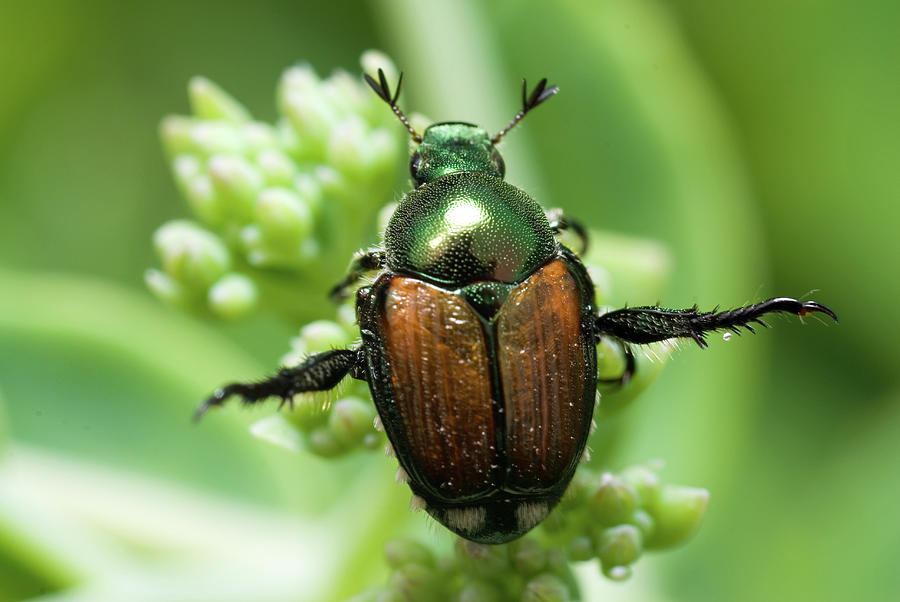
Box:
1;0;897;600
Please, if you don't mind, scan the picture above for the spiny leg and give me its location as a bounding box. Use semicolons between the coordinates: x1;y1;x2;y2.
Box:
595;297;838;349
546;209;589;254
328;250;384;304
195;348;364;421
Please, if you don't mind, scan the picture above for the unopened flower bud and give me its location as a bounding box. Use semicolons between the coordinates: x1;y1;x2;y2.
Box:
240;122;279;154
596;337;628;382
305;424;344;457
284;393;329;433
171;154;203;193
454;539;509;579
159;116;194;156
313;165;348;200
328;397;376;446
161;118;245;156
620;463;662;507
301;320;350;353
368;128;400;173
183;173;223;225
208;273;258;319
153;220;230;288
589;473;638;525
254;187;313;246
359;50;400;122
321;69;371;118
522;573;570;602
279;63;320;98
595;524;643;574
360;50;399;90
208;154;263;220
191;122;244;155
256;149;298;186
628;508;655;540
293;173;324;217
644;485;709;549
248;414;304;453
144;269;186;307
458;581;502;602
189;76;252;122
568;535;594;562
281;88;338;151
328;116;374;176
510;538;547;575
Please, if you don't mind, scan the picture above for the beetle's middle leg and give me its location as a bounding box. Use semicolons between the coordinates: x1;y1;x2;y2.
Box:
594;297;838;349
328;249;385;303
546;209;589;254
194;348;366;420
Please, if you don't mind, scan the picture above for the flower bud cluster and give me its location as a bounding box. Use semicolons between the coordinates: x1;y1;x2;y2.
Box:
352;537;577;602
542;462;709;581
147;51;404;320
354;462;708;600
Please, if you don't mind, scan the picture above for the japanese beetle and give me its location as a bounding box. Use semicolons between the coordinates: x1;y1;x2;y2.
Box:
196;69;837;544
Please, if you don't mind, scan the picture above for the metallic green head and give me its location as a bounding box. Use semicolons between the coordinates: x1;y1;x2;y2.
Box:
410;122;505;187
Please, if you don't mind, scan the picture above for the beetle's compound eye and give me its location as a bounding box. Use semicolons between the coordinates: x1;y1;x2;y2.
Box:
492;151;506;178
409;152;423;180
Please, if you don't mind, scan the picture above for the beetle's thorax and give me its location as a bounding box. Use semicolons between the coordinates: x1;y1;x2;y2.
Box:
411;123;505;187
384;171;556;288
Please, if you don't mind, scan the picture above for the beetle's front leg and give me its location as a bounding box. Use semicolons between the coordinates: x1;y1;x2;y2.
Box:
594;297;838;349
328;249;385;304
194;348;366;420
546;209;589;254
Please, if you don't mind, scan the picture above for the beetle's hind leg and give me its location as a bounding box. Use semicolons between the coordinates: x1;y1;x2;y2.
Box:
194;348;365;421
328;249;385;304
594;297;838;349
546;209;589;254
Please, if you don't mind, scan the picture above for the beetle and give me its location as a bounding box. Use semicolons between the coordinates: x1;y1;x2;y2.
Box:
196;69;837;544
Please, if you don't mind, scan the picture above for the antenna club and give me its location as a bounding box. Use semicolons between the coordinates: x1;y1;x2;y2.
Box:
364;68;422;143
492;77;559;145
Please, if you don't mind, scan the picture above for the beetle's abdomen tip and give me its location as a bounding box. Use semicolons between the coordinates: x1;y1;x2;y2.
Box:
427;498;553;544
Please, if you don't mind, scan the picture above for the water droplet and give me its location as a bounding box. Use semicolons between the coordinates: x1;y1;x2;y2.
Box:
723;332;732;341
607;566;631;581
